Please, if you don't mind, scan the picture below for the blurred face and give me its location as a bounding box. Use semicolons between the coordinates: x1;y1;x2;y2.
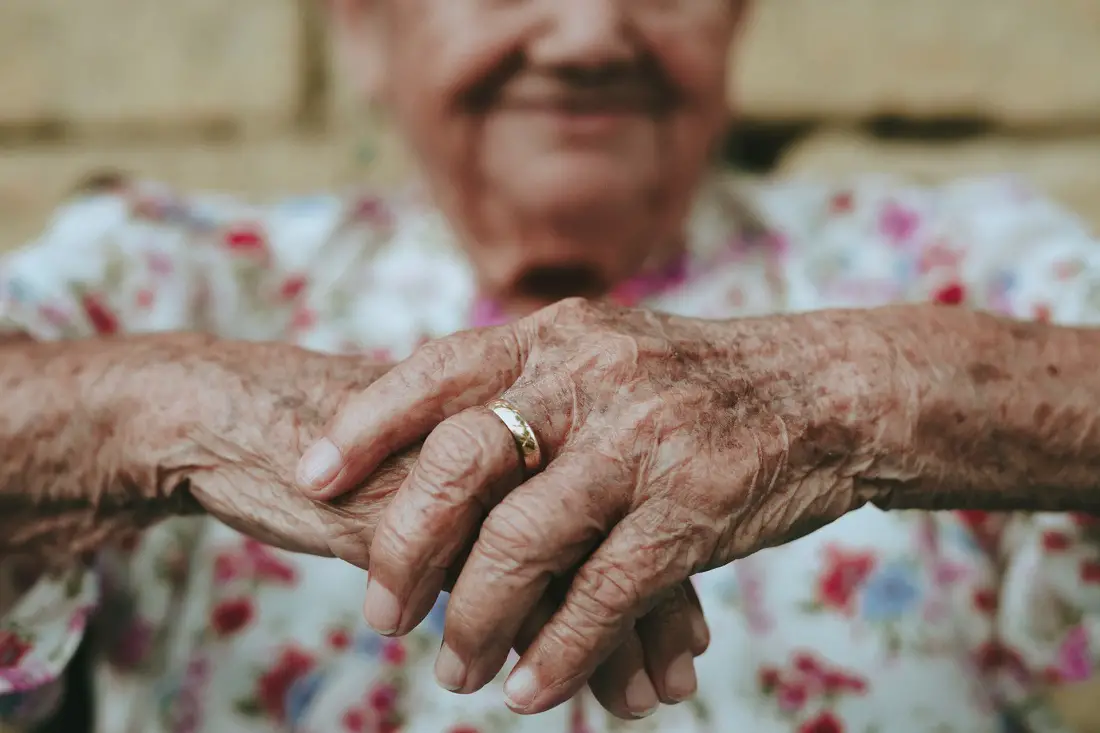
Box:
336;0;745;307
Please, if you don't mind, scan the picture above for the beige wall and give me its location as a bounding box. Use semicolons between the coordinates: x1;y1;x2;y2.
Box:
2;0;1099;247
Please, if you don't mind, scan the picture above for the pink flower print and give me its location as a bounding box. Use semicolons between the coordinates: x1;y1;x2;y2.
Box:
107;617;154;670
1080;559;1100;584
252;553;297;585
916;239;961;275
224;225;267;256
734;562;774;633
380;639;406;665
212;551;246;585
609;254;688;307
366;682;398;713
279;275;308;301
341;707;367;731
1053;258;1086;281
829;191;855;214
145;251;175;277
932;282;966;306
763;230;790;258
291;306;317;332
816;546;877;614
81;293;119;335
878;201;922;247
242;540;298;585
932;559;969;588
1041;530;1073;552
1055;625;1093;682
135;288;156;310
351;196;394;227
37;303;71;329
325;627;352;652
0;662;54;692
0;630;32;669
569;697;591;733
67;605;93;633
777;680;809;712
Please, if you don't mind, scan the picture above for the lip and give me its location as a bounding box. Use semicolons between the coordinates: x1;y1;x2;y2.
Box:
501;98;657;138
538;108;644;137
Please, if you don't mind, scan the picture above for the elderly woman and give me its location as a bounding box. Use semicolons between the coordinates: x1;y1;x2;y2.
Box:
1;0;1099;731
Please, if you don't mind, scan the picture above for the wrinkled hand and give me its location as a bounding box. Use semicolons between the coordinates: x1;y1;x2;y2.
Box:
176;342;703;720
299;299;903;715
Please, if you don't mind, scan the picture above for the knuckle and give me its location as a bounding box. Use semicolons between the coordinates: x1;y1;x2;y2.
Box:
478;502;548;566
369;519;416;567
406;338;462;393
418;418;489;484
552;296;593;317
598;332;641;370
439;599;483;650
412;337;458;375
571;560;645;621
542;615;604;663
542;297;601;329
410;414;504;513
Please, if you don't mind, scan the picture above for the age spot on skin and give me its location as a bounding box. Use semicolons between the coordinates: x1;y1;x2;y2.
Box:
967;363;1008;385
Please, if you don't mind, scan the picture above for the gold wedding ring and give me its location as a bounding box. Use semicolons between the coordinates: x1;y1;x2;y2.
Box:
486;398;544;476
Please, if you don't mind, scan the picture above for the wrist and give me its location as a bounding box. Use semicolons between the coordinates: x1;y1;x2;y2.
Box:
112;335;395;552
113;335;380;483
854;305;1100;513
797;308;922;509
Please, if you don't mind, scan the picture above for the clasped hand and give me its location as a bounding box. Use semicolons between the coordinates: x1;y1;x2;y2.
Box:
299;298;898;717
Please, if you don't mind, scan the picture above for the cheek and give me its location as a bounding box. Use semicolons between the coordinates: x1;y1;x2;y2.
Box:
386;34;522;172
643;14;734;117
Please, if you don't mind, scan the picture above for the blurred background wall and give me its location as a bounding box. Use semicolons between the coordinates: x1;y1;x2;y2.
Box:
2;0;1100;252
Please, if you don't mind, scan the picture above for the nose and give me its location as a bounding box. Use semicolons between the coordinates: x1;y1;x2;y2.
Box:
528;0;634;71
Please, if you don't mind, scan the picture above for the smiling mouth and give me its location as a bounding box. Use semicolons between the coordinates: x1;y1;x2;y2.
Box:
499;86;671;120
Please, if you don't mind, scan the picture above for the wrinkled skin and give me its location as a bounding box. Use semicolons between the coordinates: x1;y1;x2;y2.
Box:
0;334;703;721
158;341;712;720
300;299;908;715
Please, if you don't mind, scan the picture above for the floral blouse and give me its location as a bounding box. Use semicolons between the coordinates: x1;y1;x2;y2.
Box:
0;173;1098;733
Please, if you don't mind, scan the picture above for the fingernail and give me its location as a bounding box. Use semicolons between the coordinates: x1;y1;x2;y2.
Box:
363;579;401;635
504;666;537;710
664;651;698;702
690;614;711;654
434;644;467;692
625;667;659;718
297;438;343;491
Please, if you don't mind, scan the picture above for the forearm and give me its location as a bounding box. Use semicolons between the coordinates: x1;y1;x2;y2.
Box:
860;305;1100;513
0;333;389;565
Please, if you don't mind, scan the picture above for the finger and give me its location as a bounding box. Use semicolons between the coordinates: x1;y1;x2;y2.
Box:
683;580;711;655
296;326;526;499
434;451;631;695
312;445;422;569
511;582;658;721
579;631;660;720
636;581;706;704
504;507;694;715
362;407;524;635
